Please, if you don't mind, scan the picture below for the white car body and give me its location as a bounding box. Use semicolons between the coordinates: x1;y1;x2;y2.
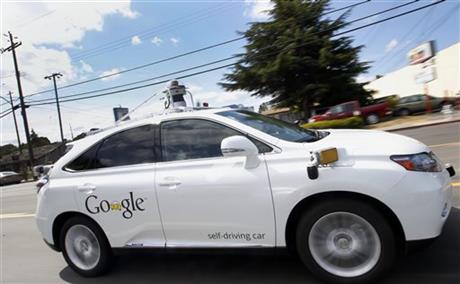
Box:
36;107;453;280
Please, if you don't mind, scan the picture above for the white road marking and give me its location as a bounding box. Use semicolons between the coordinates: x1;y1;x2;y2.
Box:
429;142;460;148
0;213;35;219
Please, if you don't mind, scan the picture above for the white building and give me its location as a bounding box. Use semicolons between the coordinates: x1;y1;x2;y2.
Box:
365;42;459;99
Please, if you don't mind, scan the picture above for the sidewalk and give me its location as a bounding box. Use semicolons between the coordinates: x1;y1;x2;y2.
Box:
366;110;460;132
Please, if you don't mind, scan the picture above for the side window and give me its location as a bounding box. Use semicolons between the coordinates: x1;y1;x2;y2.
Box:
65;125;156;171
343;103;354;112
65;142;100;171
330;105;344;114
94;125;155;168
160;119;270;162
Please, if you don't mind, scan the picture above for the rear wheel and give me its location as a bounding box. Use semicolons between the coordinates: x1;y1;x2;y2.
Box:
60;216;112;277
295;199;396;284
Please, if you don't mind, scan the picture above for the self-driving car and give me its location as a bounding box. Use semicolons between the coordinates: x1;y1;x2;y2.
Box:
36;108;455;284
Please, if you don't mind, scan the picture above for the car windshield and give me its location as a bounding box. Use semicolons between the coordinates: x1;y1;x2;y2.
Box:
217;110;320;142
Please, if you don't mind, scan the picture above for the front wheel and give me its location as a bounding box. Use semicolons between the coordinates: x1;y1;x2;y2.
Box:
296;199;396;284
365;114;379;125
60;216;112;277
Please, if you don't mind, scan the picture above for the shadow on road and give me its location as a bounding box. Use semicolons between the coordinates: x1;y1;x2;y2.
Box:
60;209;460;284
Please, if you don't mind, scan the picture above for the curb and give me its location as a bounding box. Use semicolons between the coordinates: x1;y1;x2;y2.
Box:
382;119;460;132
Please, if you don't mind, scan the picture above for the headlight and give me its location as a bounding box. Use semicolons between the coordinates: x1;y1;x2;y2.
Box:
390;152;442;172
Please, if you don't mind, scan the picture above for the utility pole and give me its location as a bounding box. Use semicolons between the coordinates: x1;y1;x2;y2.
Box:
1;31;34;169
8;92;22;153
69;123;74;140
45;73;64;142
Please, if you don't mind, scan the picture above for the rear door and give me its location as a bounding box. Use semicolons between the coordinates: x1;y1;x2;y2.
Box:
155;119;276;247
67;124;165;248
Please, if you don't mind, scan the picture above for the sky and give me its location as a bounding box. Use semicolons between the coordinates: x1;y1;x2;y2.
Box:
1;0;459;145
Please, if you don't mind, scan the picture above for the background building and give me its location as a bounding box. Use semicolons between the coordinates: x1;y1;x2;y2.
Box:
365;42;459;99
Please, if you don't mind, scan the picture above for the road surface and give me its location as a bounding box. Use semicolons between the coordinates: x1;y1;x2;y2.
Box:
1;122;459;283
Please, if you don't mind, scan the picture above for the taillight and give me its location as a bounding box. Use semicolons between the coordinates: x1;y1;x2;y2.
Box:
36;176;49;193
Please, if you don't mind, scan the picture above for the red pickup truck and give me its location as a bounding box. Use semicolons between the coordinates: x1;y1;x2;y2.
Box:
309;100;392;125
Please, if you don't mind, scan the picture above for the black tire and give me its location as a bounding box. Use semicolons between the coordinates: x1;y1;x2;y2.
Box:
365;114;379;125
60;216;112;277
295;199;396;284
399;108;410;116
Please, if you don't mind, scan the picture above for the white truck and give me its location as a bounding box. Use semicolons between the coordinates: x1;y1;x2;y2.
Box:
36;107;455;283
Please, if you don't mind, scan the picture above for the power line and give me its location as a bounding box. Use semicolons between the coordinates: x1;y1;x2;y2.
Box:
383;4;459;72
70;3;231;60
28;63;235;106
26;37;244;99
0;110;13;119
323;0;371;16
72;1;372;62
26;1;418;105
72;4;233;61
24;0;375;99
25;0;445;108
372;5;434;72
27;57;235;104
375;3;457;73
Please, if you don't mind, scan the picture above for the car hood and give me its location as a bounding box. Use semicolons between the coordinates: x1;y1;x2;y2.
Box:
304;129;430;157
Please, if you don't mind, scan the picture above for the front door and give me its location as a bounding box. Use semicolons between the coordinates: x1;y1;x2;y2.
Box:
155;119;275;247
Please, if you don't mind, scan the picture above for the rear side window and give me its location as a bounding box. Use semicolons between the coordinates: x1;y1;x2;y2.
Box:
65;125;155;171
65;143;100;171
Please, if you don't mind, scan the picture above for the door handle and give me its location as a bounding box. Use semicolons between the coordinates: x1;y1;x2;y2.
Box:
77;183;96;193
159;177;181;187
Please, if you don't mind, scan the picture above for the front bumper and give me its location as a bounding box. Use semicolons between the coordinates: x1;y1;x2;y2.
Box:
386;169;453;241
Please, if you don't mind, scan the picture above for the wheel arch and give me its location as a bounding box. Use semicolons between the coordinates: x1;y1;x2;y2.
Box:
284;191;406;254
52;211;110;251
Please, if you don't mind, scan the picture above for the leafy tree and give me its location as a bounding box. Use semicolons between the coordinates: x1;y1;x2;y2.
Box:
21;129;51;148
0;144;18;157
258;102;269;113
220;0;372;117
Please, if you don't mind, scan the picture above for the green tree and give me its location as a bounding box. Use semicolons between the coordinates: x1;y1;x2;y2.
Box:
220;0;372;117
0;144;18;157
26;129;51;147
258;102;270;113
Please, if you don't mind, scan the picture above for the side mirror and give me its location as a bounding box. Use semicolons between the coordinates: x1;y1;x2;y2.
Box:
221;135;260;169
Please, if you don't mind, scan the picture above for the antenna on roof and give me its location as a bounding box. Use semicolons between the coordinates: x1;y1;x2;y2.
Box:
163;80;194;109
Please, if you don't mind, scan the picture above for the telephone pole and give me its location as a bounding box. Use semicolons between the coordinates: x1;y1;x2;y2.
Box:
8;92;22;153
0;93;22;152
45;73;64;142
1;31;34;169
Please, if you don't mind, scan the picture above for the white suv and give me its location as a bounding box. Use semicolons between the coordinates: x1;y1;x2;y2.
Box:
36;108;454;283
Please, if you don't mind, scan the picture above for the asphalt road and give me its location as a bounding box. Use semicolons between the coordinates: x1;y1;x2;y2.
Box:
1;122;459;284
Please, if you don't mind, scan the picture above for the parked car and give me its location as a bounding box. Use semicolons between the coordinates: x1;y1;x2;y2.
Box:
309;100;392;125
394;94;456;116
35;108;456;284
0;171;23;186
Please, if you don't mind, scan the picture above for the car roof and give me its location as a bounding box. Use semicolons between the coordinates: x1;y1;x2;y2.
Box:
66;107;234;149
